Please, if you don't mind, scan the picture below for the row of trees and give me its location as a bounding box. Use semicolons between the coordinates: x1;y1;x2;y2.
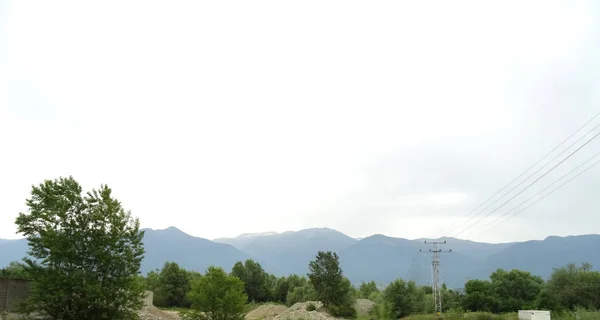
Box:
134;257;600;319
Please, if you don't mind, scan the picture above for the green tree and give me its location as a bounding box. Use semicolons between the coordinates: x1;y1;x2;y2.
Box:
490;268;543;312
307;251;356;317
462;279;499;312
381;278;425;318
274;274;307;304
181;266;247;320
155;262;192;308
358;281;379;299
230;259;271;302
0;261;29;279
538;263;600;311
286;281;317;306
143;269;161;292
15;177;145;320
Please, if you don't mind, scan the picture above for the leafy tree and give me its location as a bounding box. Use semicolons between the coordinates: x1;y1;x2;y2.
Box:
142;269;161;292
307;251;356;317
155;262;192;308
381;278;425;318
462;279;499;312
264;273;278;301
274;274;307;304
0;261;29;279
230;259;271;302
490;268;543;312
286;281;317;306
14;177;145;320
441;287;462;312
358;281;379;299
538;263;600;311
181;266;247;320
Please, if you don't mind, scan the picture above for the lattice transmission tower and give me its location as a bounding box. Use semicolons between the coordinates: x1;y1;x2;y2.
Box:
420;240;452;316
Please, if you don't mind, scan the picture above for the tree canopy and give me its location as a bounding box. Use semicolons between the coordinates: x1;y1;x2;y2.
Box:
307;251;356;317
14;177;146;320
182;266;247;320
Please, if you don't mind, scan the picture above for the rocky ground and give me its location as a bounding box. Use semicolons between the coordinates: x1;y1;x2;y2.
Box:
137;299;375;320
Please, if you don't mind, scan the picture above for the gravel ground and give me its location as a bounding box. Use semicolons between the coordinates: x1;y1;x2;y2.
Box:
138;306;181;320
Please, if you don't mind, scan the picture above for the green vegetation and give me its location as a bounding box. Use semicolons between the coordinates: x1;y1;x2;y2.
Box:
180;266;247;320
0;261;28;279
142;262;202;308
14;177;145;320
308;251;356;317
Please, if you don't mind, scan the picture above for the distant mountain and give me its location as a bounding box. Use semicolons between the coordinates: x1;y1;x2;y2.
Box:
0;238;29;266
232;227;358;276
2;227;599;289
214;231;279;250
140;227;251;274
471;234;600;281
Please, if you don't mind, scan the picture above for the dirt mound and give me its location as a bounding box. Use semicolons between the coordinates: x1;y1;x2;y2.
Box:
272;301;338;320
354;299;375;316
246;303;288;320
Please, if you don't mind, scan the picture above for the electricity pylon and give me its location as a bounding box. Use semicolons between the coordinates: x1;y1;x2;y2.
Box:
420;240;452;316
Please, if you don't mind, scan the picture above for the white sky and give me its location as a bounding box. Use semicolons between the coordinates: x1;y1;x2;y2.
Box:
1;0;599;243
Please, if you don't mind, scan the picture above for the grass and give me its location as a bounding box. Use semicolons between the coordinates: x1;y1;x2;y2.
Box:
401;312;517;320
399;309;600;320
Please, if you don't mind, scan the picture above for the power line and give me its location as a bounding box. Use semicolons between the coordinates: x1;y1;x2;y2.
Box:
404;251;420;280
448;129;600;239
471;155;600;237
430;112;600;239
441;121;600;238
462;150;600;238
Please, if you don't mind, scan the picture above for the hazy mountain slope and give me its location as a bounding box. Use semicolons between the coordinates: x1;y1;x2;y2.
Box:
140;227;252;274
0;239;30;267
414;237;515;261
3;227;600;290
339;234;480;289
473;234;600;281
240;227;358;276
214;231;279;250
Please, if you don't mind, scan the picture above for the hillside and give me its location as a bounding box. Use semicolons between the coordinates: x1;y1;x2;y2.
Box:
140;227;251;274
214;231;279;250
226;227;358;276
2;227;599;289
472;234;600;280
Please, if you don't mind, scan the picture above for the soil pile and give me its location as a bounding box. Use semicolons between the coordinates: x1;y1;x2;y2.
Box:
246;303;288;320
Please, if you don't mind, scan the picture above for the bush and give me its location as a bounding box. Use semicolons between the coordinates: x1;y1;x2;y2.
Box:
306;303;317;311
328;302;357;318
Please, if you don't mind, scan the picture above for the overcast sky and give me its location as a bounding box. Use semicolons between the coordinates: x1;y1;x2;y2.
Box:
1;0;599;243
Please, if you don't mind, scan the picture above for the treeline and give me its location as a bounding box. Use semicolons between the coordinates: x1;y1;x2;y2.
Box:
136;257;600;319
141;251;358;317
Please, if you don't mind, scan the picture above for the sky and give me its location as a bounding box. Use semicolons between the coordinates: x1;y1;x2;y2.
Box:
1;0;599;244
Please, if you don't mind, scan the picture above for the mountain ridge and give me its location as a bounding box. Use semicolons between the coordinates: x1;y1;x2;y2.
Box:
1;227;598;289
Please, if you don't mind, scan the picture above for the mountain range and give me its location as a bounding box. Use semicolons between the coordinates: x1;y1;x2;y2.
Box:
2;227;599;289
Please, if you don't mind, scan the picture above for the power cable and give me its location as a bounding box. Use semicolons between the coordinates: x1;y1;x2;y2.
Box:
448;129;600;239
404;251;420;280
471;155;600;237
430;112;600;239
462;150;600;238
